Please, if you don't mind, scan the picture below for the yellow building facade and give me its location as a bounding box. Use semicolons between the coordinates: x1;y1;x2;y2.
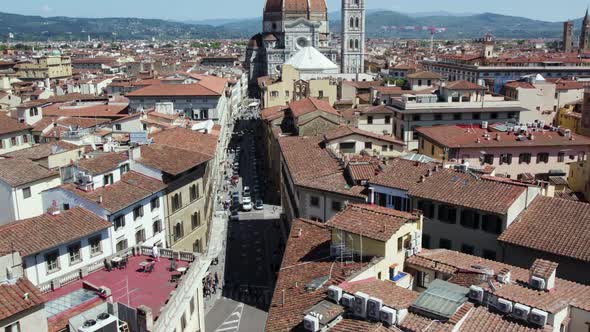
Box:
556;104;583;134
568;159;590;200
18;55;73;80
260;65;337;108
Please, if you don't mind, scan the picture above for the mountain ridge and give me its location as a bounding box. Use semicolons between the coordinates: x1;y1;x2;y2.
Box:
0;10;582;41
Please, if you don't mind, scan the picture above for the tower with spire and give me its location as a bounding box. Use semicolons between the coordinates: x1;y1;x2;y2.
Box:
580;8;590;51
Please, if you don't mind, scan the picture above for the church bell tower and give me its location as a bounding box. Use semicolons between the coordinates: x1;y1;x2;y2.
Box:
341;0;365;74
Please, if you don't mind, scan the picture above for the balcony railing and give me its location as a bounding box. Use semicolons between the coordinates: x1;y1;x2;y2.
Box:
36;246;197;294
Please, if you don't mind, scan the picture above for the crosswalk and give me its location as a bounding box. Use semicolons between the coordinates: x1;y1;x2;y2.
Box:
214;303;244;332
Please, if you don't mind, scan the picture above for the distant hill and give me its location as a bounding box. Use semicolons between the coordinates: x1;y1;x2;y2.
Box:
0;10;581;42
0;11;250;41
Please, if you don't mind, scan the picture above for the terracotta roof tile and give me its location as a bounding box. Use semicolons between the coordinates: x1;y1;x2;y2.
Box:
0;114;31;135
0;207;111;256
323;125;404;145
459;306;552;332
138;144;212;175
289;97;339;118
0;158;59;187
62;171;165;213
0;278;45;320
126;83;220;97
1;141;80;161
407;169;527;214
370;158;438;191
498;196;590;263
265;219;370;332
326;204;419;242
416;124;590;148
341;278;418;310
78;152;128;175
406;249;590;313
150;127;217;157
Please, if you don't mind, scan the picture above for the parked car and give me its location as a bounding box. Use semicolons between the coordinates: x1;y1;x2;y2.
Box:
242;197;252;211
254;199;264;210
243;186;251;197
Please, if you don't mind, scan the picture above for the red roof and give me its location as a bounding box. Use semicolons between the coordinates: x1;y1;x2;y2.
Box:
265;219;369;331
127;84;220;97
326;204;419;242
499;196;590;263
0;207;111;256
416;124;590;148
288;97;339;118
0;278;45;321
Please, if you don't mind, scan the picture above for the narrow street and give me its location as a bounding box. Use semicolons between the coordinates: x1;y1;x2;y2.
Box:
205;103;285;332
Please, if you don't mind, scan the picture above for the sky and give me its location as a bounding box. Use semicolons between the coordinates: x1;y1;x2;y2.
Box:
6;0;590;22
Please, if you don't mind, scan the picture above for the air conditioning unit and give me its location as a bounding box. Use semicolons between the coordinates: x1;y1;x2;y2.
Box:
468;285;484;303
511;303;531;321
341;293;355;309
78;313;118;332
530;276;546;290
367;297;383;321
303;314;320;332
379;306;397;326
327;286;342;303
529;308;548;326
496;298;513;313
353;292;369;318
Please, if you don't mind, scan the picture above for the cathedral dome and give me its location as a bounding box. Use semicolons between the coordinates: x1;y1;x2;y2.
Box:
264;0;327;14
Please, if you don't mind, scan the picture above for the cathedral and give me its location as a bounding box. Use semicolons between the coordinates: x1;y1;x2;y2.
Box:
245;0;365;90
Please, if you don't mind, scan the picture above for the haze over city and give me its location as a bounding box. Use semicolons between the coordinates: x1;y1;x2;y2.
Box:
7;0;590;21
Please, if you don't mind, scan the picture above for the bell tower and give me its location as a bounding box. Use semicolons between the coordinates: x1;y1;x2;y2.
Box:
341;0;365;74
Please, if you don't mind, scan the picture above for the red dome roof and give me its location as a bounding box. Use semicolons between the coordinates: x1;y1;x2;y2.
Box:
264;0;327;13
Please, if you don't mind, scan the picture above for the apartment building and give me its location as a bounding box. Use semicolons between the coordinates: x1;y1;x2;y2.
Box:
126;75;229;124
407;169;538;261
503;77;584;123
0;207;112;287
131;128;217;253
499;196;590;284
323;125;405;158
0;271;47;332
16;53;72;80
265;207;590;332
0;158;61;224
0;114;33;154
416;123;590;179
326;204;422;285
43;152;168;251
386;81;528;150
422;51;590;92
278;135;367;224
258;64;338;108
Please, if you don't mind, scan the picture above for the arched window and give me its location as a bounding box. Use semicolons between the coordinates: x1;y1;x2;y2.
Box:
355;18;360;28
350;17;354;28
355;39;359;49
349;39;354;49
174;222;183;240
